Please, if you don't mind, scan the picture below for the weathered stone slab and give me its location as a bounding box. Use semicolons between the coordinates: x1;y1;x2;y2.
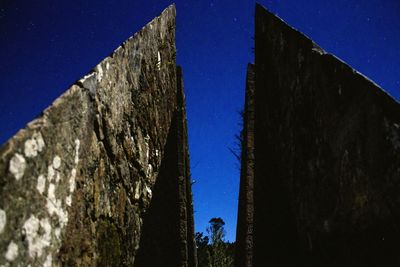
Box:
251;3;400;266
134;67;197;267
0;5;195;266
235;64;255;267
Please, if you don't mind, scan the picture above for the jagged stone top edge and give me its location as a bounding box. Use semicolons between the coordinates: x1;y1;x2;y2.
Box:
46;3;176;110
0;4;176;149
52;4;176;116
111;4;176;55
255;3;398;105
74;4;175;94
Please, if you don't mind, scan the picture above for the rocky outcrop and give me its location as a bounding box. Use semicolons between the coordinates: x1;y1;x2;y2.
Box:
235;64;255;267
237;3;400;266
0;5;196;266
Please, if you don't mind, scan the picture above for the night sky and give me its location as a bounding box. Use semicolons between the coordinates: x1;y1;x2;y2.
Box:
1;0;400;242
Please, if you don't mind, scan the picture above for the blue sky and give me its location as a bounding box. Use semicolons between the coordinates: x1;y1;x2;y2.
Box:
1;1;400;242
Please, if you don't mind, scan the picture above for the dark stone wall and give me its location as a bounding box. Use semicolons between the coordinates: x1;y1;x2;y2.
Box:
0;5;196;267
235;64;255;267
252;3;400;266
135;67;197;267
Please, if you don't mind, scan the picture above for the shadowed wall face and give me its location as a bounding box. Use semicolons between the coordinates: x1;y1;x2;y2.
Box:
235;64;255;267
253;4;400;266
135;67;197;267
0;6;196;267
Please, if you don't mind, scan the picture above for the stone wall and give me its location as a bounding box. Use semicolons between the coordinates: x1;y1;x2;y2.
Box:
234;64;255;267
0;5;196;266
249;3;400;266
134;67;197;267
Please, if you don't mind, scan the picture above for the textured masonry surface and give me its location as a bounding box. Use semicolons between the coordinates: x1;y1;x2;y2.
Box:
0;5;196;267
237;4;400;266
234;64;255;267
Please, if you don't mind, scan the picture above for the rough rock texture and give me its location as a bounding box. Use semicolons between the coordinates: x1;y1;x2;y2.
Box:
234;64;255;267
134;67;197;267
248;4;400;266
0;5;196;266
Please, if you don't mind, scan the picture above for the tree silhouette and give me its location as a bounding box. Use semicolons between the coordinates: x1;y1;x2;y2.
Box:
196;217;234;267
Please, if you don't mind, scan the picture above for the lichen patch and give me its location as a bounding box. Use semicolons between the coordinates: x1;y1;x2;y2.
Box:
47;165;55;182
69;169;76;193
65;196;72;206
43;254;52;267
5;241;18;261
24;132;45;158
36;175;46;195
23;215;51;258
156;51;161;70
0;209;6;234
96;65;104;82
46;183;68;227
146;164;153;178
55;228;61;240
9;153;26;180
134;181;141;200
74;139;80;164
24;139;39;158
52;156;61;169
145;185;152;199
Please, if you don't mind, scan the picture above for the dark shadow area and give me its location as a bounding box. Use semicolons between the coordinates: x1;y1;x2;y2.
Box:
134;110;181;267
135;67;196;267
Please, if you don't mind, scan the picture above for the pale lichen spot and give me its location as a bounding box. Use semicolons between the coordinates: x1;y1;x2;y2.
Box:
74;139;80;164
24;139;39;158
106;62;110;70
47;165;55;182
144;134;150;163
35;132;45;151
23;215;51;258
5;241;18;261
145;185;152;199
0;209;6;234
65;195;72;206
69;168;76;193
46;183;56;210
156;51;161;70
96;64;104;82
43;254;52;267
146;164;153;178
24;132;45;158
9;153;26;180
36;175;46;195
55;227;61;240
52;156;61;169
134;181;141;200
56;172;61;183
46;183;68;227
